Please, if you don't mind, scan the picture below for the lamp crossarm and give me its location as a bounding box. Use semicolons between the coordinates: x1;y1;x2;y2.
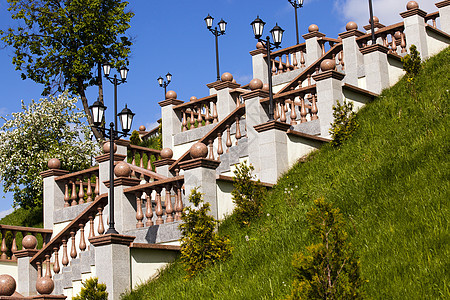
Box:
92;125;129;140
288;0;303;8
208;27;225;37
104;75;126;85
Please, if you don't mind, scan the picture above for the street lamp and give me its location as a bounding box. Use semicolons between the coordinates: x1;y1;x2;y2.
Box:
204;14;227;81
368;0;376;45
89;100;134;234
288;0;304;45
157;72;172;97
251;16;284;121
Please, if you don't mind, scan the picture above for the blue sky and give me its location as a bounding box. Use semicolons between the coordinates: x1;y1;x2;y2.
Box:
0;0;438;213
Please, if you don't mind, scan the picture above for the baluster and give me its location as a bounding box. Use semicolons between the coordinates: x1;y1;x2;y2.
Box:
400;32;406;53
131;149;136;167
292;52;298;69
45;254;51;278
225;125;232;152
307;74;312;86
300;96;307;123
205;104;211;125
70;180;77;206
61;237;69;267
280;100;287;123
1;230;7;260
97;206;105;235
290;99;297;125
321;41;325;56
315;66;320;75
300;50;305;68
70;230;77;259
136;191;144;228
285;53;291;71
235;117;242;144
64;183;70;207
391;33;397;53
145;192;154;227
147;153;152;171
88;214;95;239
94;176;99;200
271;60;277;75
208;139;214;160
432;18;436;28
212;101;219;123
382;34;388;48
165;184;174;223
278;58;284;74
274;101;279;121
217;132;224;159
86;176;92;202
36;261;42;278
190;108;195;129
155;187;164;225
11;231;17;260
79;223;86;252
338;51;344;70
139;151;144;169
311;94;318;120
43;233;48;248
53;247;60;274
176;183;183;221
78;177;85;204
197;106;203;127
182;110;188;132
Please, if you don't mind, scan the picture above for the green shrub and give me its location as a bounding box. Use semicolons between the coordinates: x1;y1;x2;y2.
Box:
402;45;422;99
73;277;108;300
329;100;358;147
231;162;265;226
286;198;364;299
129;130;141;145
179;188;232;279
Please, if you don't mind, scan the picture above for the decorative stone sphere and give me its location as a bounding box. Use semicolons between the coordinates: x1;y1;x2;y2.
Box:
160;148;173;159
249;78;263;91
22;235;37;250
36;277;54;295
369;16;379;24
308;24;319;33
346;21;358;31
256;42;264;49
103;141;117;154
0;275;16;296
190;142;208;159
221;72;233;82
394;31;402;39
47;158;61;170
262;83;270;91
406;1;419;10
190;96;197;102
114;162;131;178
232;79;237;83
320;59;336;72
165;90;177;100
139;125;146;131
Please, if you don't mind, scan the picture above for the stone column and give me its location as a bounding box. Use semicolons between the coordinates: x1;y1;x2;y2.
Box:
338;22;365;86
40;159;69;230
179;143;220;219
154;148;176;178
254;121;291;184
302;24;326;66
89;234;135;300
436;1;450;34
206;73;241;122
250;43;269;83
15;235;39;296
158;91;184;150
312;60;345;137
400;2;429;58
360;44;390;94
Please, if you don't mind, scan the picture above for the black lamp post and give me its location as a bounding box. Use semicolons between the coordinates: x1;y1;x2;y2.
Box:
368;0;376;45
288;0;304;45
251;16;284;121
157;72;172;97
204;14;227;81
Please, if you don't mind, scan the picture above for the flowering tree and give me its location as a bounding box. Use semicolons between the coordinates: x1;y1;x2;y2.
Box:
0;92;98;208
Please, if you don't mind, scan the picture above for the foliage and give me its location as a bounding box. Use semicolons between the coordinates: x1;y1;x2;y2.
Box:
402;45;422;99
73;277;108;300
329;100;358;147
0;0;134;139
231;162;265;226
0;92;97;208
179;188;232;279
0;207;43;227
286;198;364;299
129;130;141;145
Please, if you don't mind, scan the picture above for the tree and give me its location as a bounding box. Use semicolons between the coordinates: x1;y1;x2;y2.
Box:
0;0;134;139
286;198;364;299
0;92;98;208
402;45;422;100
329;100;358;148
73;277;108;300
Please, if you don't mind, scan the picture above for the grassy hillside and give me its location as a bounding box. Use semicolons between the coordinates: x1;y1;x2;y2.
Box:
122;47;450;299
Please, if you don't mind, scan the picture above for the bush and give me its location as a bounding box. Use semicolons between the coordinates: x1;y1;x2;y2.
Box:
231;162;265;226
73;277;108;300
402;45;422;99
179;188;232;278
286;198;364;299
129;130;142;145
329;100;358;147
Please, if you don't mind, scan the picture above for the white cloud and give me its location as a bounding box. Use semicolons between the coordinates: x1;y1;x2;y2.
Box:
0;208;14;219
336;0;438;29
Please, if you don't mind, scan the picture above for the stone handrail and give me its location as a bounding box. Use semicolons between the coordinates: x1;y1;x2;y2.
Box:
0;225;52;261
173;94;219;131
425;11;440;28
356;22;407;55
127;163;168;181
55;167;100;207
266;43;307;74
128;144;161;172
124;176;184;227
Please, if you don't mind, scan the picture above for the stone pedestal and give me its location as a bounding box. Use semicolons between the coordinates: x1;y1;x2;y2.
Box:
436;1;450;34
250;47;268;83
158;97;184;150
400;7;429;58
15;249;39;296
89;234;135;300
339;28;365;86
40;169;69;230
360;44;390;95
302;27;326;65
206;79;240;122
154;159;176;178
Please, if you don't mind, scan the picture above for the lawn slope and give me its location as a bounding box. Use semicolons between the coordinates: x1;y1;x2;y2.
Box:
122;47;450;300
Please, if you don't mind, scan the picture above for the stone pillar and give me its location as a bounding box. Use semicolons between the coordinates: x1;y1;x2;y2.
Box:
206;73;241;122
179;143;220;219
400;2;429;58
302;24;326;66
436;1;450;34
360;44;390;94
154;148;175;178
250;43;269;83
15;235;39;296
254;121;291;184
312;60;345;137
242;78;270;178
338;22;365;86
158;91;184;150
89;234;135;300
40;159;69;230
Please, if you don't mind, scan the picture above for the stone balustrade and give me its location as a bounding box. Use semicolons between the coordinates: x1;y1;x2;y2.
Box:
54;167;100;207
426;11;440;28
173;94;219;131
357;23;408;55
128;144;161;173
268;43;306;75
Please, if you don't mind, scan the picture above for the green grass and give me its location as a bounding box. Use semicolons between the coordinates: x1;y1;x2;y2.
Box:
121;47;450;300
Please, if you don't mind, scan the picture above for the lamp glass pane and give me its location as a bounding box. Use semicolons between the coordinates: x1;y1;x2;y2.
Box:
218;19;227;33
271;24;284;45
166;72;172;82
120;67;128;81
205;15;213;28
251;17;265;39
102;63;111;76
157;77;164;86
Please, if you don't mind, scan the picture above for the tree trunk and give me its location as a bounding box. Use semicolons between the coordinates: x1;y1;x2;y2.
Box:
97;63;104;104
77;79;104;141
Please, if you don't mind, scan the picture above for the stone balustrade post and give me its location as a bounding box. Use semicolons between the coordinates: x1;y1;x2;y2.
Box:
339;22;365;86
250;43;269;84
400;2;429;59
40;159;69;230
360;44;390;95
302;24;326;65
312;60;345;137
437;1;450;34
206;72;241;122
15;235;39;296
158;91;183;150
154;148;176;177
